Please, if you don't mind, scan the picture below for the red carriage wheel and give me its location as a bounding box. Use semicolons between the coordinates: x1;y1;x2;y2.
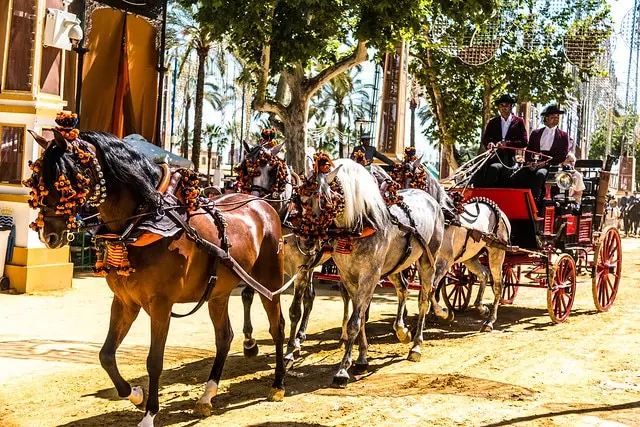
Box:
500;263;520;305
546;254;576;323
441;263;475;312
592;226;622;312
403;263;419;284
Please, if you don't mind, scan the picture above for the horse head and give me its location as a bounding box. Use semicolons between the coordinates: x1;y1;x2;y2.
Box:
298;166;342;218
237;142;290;199
24;128;162;249
24;130;104;248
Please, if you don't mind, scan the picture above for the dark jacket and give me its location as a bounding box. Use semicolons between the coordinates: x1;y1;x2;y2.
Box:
526;127;570;166
481;115;528;166
351;145;394;166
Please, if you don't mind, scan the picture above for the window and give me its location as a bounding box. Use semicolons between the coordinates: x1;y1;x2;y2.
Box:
0;125;24;183
4;0;36;91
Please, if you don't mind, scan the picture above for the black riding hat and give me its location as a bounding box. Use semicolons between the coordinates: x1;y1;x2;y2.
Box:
541;104;566;116
494;93;517;105
360;133;372;140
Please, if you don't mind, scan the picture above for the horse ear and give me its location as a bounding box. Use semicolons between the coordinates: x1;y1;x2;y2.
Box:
270;142;284;157
305;156;314;179
243;141;251;153
27;130;49;149
325;165;342;184
52;129;68;150
412;155;423;169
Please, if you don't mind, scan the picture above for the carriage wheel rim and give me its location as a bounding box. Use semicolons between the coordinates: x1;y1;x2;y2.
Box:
500;264;520;304
548;255;576;323
443;263;473;312
593;228;621;311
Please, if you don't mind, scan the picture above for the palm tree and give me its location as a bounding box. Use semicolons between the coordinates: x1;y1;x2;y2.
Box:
167;3;217;171
311;67;370;157
409;77;422;147
203;124;223;182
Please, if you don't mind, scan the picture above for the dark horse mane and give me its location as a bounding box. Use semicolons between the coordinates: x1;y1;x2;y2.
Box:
41;131;162;209
423;167;456;211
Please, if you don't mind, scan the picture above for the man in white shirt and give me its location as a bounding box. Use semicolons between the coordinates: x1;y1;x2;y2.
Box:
511;104;570;205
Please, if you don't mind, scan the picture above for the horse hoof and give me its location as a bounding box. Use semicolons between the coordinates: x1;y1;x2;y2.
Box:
137;412;155;427
331;370;350;388
284;354;295;371
243;340;259;358
446;310;455;323
478;306;490;318
268;388;285;402
193;400;213;417
351;363;369;375
480;323;493;333
396;328;413;344
407;350;421;362
128;386;145;407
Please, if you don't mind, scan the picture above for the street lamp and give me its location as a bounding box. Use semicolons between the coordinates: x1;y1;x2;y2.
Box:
354;116;373;140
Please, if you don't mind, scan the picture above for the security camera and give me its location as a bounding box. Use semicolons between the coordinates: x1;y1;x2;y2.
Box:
67;21;83;47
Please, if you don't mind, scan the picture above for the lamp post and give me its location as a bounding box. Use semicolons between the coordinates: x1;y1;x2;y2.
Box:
354;116;373;142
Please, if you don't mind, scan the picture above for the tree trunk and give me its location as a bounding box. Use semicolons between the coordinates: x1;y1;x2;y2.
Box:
181;95;191;158
283;99;309;173
422;38;458;177
252;44;368;172
207;141;213;185
337;105;344;158
482;75;493;133
410;100;417;147
192;49;207;171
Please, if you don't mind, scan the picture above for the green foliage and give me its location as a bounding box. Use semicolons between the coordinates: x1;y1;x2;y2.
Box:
188;0;494;75
412;0;612;157
589;110;640;185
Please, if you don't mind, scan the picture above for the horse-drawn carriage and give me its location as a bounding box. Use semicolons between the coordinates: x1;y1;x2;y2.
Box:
316;152;621;324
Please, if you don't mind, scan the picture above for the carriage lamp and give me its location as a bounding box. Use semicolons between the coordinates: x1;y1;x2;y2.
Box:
556;171;575;191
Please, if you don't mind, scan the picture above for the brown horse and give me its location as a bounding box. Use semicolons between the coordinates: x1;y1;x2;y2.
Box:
26;131;286;427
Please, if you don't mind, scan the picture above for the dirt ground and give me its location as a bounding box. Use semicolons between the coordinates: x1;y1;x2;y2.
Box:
1;239;639;427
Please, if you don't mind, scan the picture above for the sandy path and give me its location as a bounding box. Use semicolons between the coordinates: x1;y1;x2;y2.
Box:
0;239;639;426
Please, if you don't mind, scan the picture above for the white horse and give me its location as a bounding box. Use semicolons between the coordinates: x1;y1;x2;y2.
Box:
300;159;450;387
378;159;512;331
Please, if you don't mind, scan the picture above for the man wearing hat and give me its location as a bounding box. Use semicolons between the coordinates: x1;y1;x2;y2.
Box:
351;133;395;167
512;103;570;202
474;93;528;187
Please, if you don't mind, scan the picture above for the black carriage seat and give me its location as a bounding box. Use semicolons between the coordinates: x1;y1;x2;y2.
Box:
575;159;602;215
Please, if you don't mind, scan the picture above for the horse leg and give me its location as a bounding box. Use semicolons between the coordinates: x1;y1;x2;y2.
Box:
241;285;259;357
408;259;435;362
193;296;233;417
352;313;370;374
138;298;172;427
388;273;412;344
296;270;316;345
332;276;376;388
428;228;454;323
260;294;286;401
339;283;351;346
481;247;506;332
465;257;491;318
285;272;309;368
99;296;142;406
